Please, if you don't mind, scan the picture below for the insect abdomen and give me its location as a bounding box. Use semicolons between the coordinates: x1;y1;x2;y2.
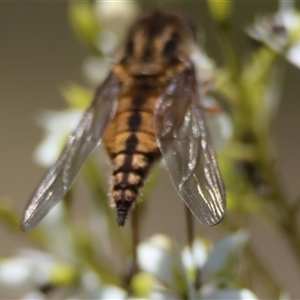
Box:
111;152;154;226
103;93;160;226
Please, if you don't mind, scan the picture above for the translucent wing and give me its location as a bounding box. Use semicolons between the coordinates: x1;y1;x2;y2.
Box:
21;74;120;232
154;68;226;226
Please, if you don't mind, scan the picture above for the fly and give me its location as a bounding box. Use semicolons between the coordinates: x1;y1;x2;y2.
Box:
21;10;226;232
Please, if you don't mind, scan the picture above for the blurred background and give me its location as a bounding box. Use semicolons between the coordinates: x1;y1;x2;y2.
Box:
1;1;300;298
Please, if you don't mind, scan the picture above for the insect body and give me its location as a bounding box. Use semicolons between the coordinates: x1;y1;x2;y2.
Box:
21;10;226;232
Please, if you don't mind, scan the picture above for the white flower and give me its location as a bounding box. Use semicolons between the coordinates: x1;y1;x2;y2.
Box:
0;251;57;298
34;109;84;167
182;238;208;272
191;46;216;94
137;231;254;299
82;55;111;87
39;202;76;261
95;0;139;38
246;14;289;53
286;40;300;67
137;234;189;298
96;30;119;56
93;0;139;58
247;4;300;68
203;96;233;150
137;235;181;288
0;249;125;299
83;0;140;86
1;229;254;299
191;46;232;150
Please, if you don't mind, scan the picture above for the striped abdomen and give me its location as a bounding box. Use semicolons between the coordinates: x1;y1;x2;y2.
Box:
103;90;161;226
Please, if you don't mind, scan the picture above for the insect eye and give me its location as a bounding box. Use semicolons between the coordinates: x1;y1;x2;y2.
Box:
163;32;180;57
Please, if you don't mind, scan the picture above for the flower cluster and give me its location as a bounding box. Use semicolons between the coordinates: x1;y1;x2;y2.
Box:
0;203;255;300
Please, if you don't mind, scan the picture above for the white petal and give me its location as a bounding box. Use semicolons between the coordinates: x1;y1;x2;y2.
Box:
83;55;111;87
38;205;76;261
40;201;65;229
34;131;66;166
286;41;300;68
247;8;300;56
81;270;101;290
36;109;83;132
0;254;54;297
0;258;34;292
182;238;208;270
17;249;54;262
15;250;54;287
96;0;138;21
206;111;233;149
96;30;118;56
34;109;84;166
181;247;194;270
138;235;174;287
280;291;292;300
279;0;295;12
199;288;258;300
21;291;46;300
246;15;288;52
138;236;189;295
191;46;215;90
278;8;299;32
81;270;101;294
202;230;249;282
148;290;181;300
202;97;232;149
100;285;127;299
192;239;208;268
95;0;139;37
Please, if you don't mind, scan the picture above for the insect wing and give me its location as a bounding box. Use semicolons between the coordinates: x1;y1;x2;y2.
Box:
154;69;226;226
21;74;120;232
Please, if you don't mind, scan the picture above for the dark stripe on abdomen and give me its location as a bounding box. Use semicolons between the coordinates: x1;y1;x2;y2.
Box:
128;111;141;131
124;133;138;154
109;93;159;226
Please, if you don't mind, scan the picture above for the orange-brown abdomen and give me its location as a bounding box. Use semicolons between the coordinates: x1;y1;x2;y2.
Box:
103;76;163;226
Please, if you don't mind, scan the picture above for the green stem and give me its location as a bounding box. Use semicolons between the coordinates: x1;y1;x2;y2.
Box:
217;21;241;79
